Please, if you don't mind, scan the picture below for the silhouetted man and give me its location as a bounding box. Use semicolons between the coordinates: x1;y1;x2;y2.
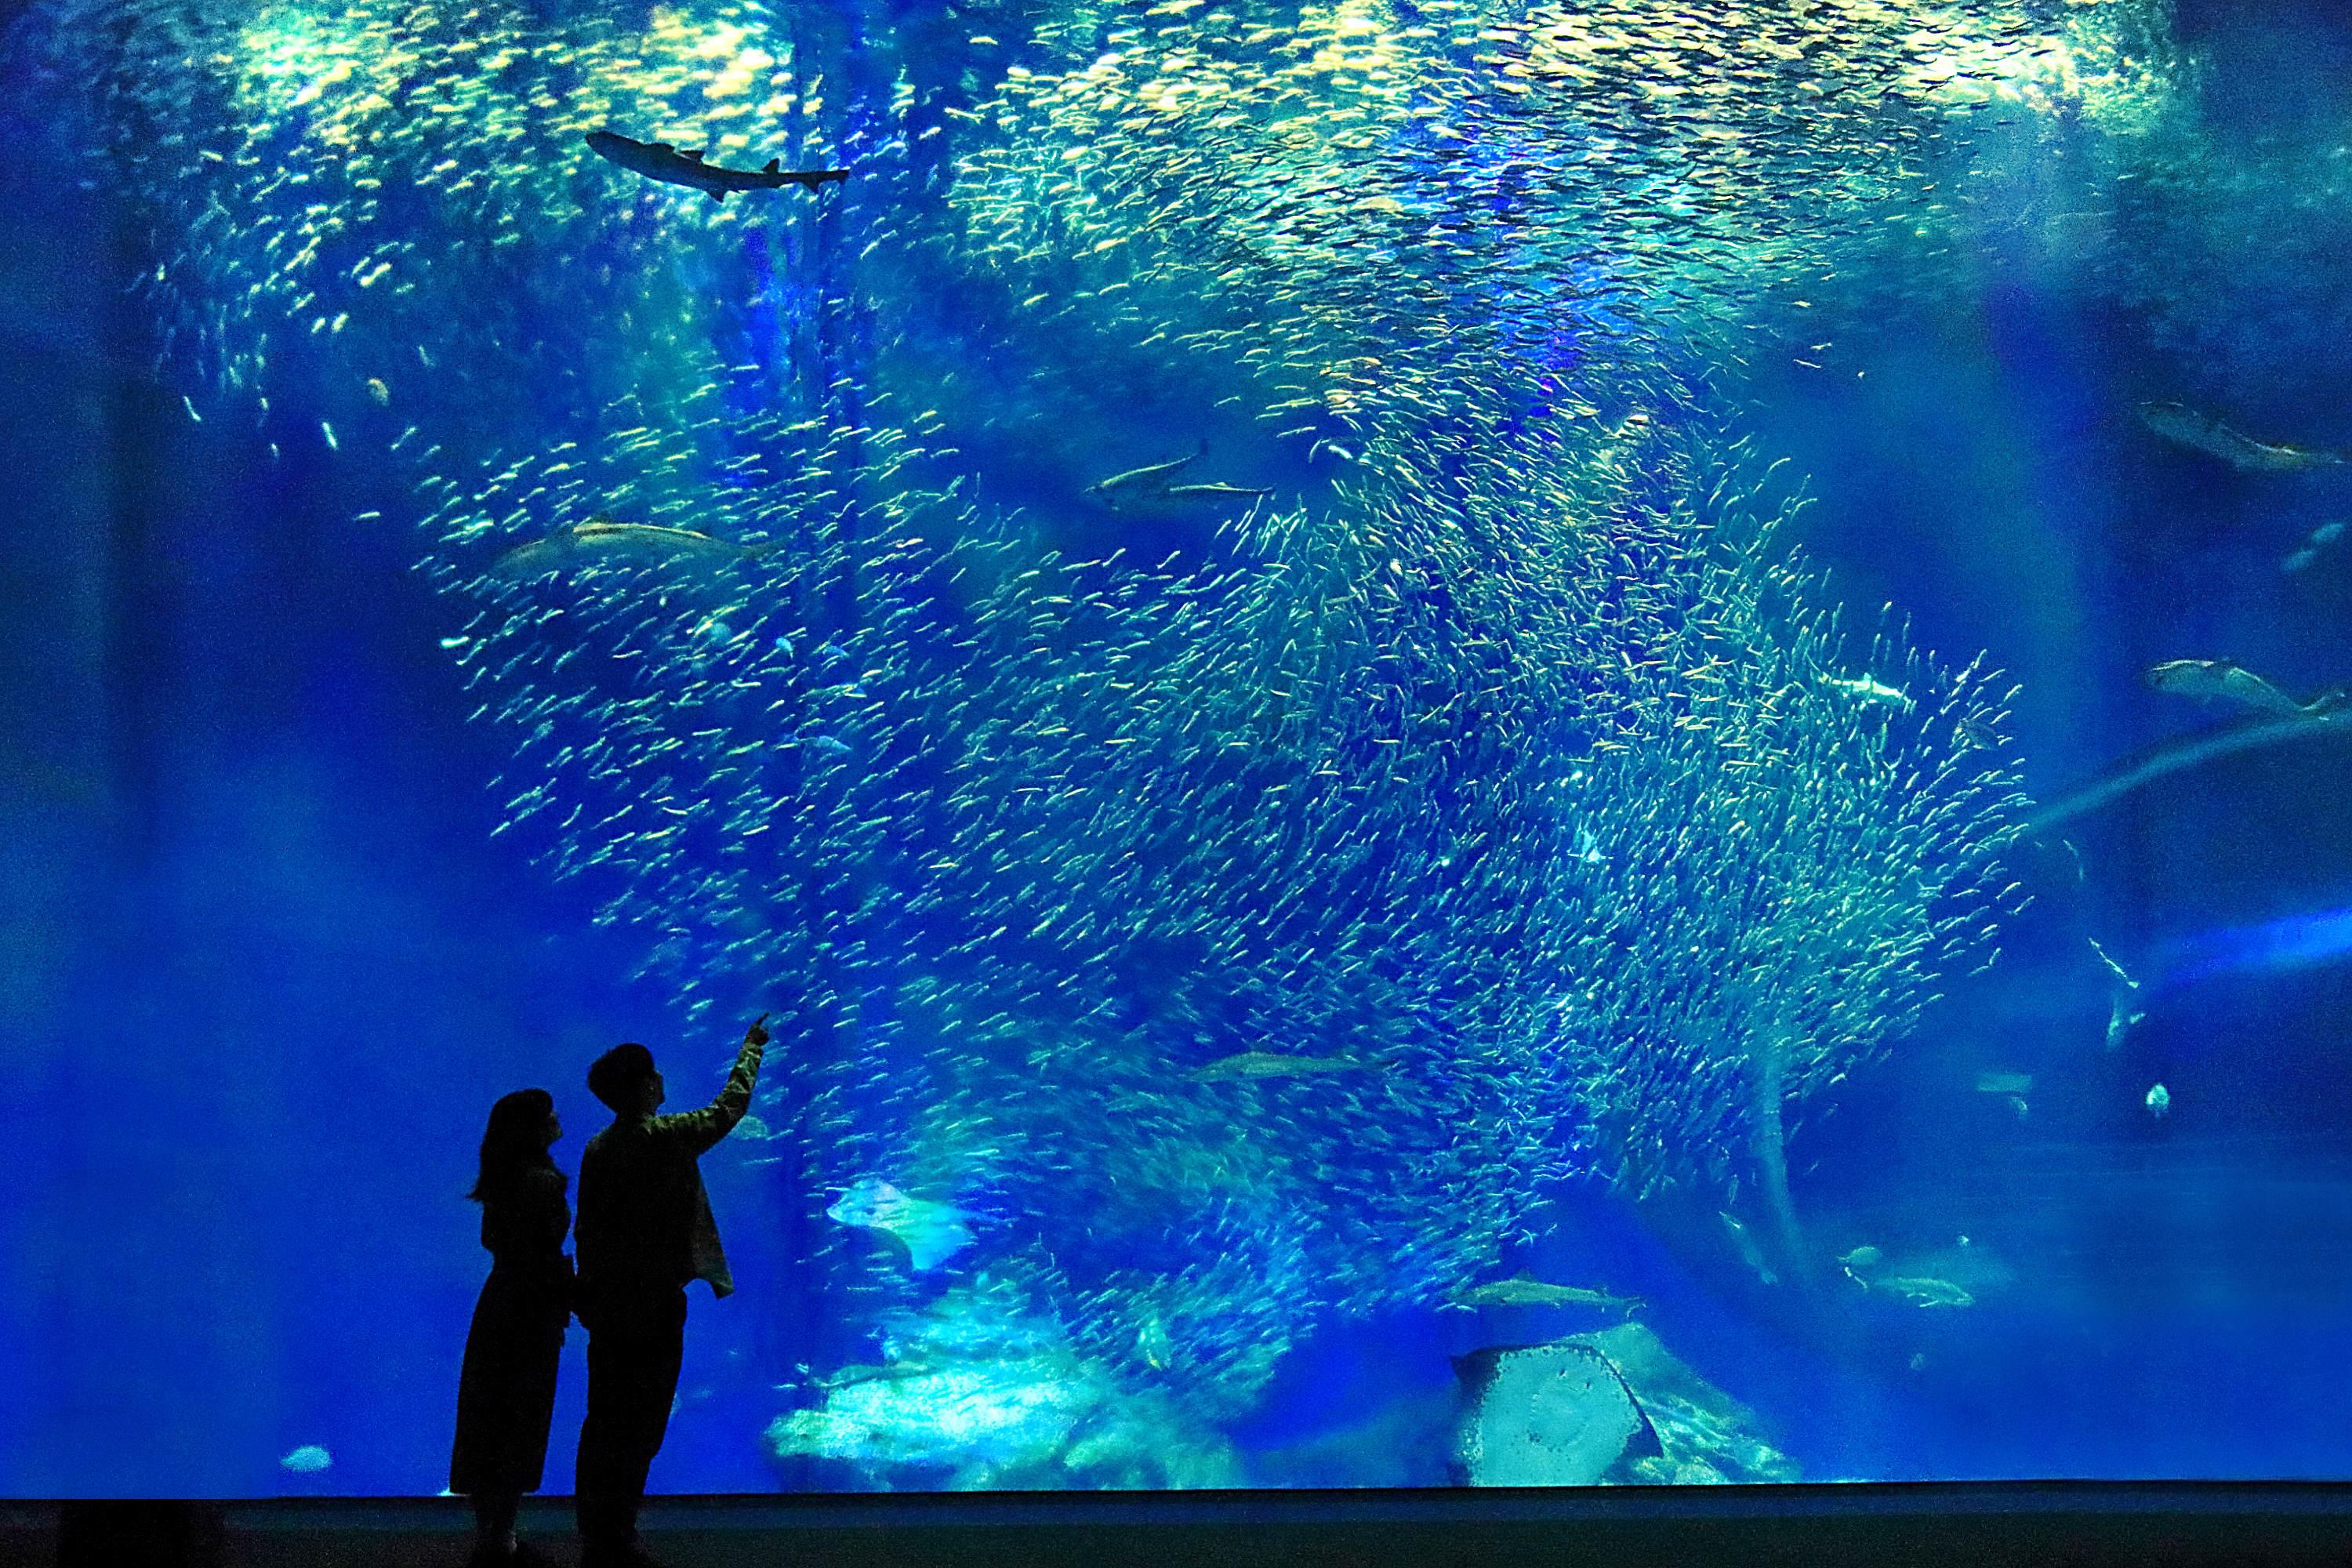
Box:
573;1014;768;1568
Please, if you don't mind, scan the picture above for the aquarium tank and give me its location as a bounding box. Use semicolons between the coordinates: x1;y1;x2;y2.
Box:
4;0;2351;1499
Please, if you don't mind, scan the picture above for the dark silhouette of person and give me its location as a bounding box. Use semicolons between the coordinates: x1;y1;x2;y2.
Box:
572;1014;768;1568
450;1088;573;1567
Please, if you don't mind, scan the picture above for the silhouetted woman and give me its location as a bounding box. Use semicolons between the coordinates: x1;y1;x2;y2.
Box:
452;1089;573;1566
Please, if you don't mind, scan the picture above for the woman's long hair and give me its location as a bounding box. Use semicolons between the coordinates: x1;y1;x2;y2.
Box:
469;1087;562;1204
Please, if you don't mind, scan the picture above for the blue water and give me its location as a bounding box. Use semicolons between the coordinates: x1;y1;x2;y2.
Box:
5;0;2352;1499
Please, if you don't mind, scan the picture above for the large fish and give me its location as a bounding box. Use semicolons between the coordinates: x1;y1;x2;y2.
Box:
1161;483;1274;504
492;515;758;576
1872;1276;1975;1308
1189;1051;1373;1082
1718;1210;1777;1287
1086;441;1207;509
2143;659;2343;720
586;130;848;201
2089;936;2145;1052
1451;1270;1643;1314
2137;401;2347;474
1087;441;1271;513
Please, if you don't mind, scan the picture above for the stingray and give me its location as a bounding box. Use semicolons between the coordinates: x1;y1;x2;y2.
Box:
826;1177;977;1271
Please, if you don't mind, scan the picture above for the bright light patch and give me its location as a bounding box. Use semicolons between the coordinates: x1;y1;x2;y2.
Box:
2162;906;2352;988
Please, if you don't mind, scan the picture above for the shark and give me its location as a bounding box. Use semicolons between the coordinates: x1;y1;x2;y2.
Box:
2143;659;2343;720
1872;1276;1975;1308
826;1177;977;1272
586;130;848;202
1188;1051;1373;1082
1087;441;1272;512
1451;1271;1644;1315
2137;401;2347;474
492;515;760;577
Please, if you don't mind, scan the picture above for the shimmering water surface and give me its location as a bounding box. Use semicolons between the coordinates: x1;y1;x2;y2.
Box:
4;0;2352;1497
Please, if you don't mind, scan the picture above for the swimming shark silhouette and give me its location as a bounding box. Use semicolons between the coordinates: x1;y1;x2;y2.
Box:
1086;440;1273;512
1450;1270;1644;1314
586;130;848;202
491;514;760;576
2137;401;2347;474
2143;658;2344;720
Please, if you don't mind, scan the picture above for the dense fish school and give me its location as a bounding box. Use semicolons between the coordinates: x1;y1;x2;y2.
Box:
28;0;2221;1452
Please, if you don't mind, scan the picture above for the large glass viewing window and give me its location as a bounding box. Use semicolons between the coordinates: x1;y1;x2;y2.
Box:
5;0;2350;1497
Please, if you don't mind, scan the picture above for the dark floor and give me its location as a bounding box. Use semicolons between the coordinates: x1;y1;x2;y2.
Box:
13;1486;2352;1568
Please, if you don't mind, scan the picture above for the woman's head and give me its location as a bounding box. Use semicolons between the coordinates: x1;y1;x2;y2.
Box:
468;1087;561;1203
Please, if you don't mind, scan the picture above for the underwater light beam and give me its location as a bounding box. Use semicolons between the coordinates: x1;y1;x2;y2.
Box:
2020;713;2347;837
2158;906;2352;990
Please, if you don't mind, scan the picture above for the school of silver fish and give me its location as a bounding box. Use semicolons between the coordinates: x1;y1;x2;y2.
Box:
24;0;2251;1429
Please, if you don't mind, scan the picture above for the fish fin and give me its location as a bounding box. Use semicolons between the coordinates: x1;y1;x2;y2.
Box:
763;158;779;173
904;1218;976;1272
650;141;674;151
706;187;725;202
683;148;706;161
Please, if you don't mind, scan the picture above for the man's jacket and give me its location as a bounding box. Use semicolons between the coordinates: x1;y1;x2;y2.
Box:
575;1035;764;1312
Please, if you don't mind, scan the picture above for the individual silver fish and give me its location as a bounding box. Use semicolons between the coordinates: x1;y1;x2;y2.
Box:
2143;659;2343;720
1718;1210;1778;1287
586;130;848;202
2137;401;2347;474
2088;936;2144;1052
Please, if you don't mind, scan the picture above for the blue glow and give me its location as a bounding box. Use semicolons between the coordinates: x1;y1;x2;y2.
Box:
2162;906;2352;987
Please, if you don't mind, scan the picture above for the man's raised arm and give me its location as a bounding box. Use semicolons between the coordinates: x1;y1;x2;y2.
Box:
648;1013;769;1158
